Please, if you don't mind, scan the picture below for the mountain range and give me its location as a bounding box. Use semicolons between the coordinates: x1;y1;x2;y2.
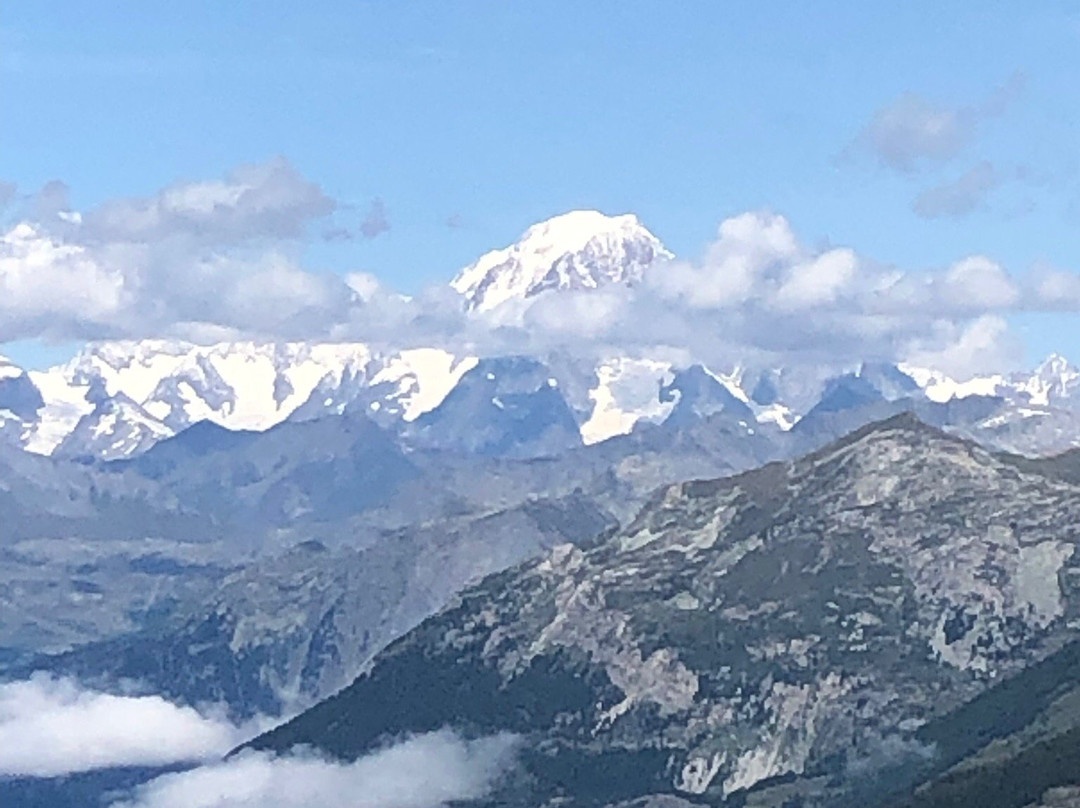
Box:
3;210;1080;464
6;211;1080;807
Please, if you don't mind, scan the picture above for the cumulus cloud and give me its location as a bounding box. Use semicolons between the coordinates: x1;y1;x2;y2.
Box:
903;315;1021;379
0;159;357;343
0;675;247;777
1;156;1078;382
113;730;519;808
913;162;1000;218
774;248;859;310
0;223;129;341
851;73;1024;172
491;209;1055;379
940;255;1019;309
523;285;628;338
644;212;864;316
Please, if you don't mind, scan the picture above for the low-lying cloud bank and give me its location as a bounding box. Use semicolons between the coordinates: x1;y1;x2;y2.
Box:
0;675;519;808
0;675;248;777
111;730;520;808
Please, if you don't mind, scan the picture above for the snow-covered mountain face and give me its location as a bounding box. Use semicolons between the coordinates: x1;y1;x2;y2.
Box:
450;210;671;312
4;342;481;460
6;340;1080;461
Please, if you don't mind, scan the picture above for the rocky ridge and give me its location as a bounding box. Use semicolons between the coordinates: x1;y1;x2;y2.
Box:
249;414;1080;806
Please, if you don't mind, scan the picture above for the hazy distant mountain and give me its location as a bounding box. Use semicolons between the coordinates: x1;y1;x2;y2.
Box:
36;494;616;717
404;356;582;458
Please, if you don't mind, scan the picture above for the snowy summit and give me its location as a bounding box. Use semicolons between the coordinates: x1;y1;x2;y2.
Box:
450;210;671;312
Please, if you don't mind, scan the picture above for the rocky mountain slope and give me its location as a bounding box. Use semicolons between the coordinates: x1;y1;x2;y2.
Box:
0;374;782;685
248;414;1080;806
34;493;615;718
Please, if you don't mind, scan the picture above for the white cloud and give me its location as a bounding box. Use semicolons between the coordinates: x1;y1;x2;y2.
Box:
0;675;248;777
345;271;382;302
0;223;128;341
112;730;519;808
1;156;1077;384
523;286;628;338
0;159;355;343
647;211;801;308
903;315;1020;379
774;248;858;310
941;255;1019;309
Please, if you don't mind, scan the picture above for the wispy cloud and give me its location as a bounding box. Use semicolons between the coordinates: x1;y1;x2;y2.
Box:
913;162;1001;218
359;197;390;239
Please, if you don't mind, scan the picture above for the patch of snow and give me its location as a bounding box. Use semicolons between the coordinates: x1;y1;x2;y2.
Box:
580;357;675;445
754;402;797;431
899;363;1006;403
21;369;94;454
370;349;479;422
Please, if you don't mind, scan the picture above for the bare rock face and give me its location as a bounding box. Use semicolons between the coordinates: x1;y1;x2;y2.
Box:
248;414;1080;806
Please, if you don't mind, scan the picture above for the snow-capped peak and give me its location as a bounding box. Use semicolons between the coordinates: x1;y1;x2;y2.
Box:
451;210;671;312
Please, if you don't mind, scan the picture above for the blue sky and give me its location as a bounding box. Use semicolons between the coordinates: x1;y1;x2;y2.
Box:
2;2;1079;368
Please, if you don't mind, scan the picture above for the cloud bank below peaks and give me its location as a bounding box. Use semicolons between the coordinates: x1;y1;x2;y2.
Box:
513;210;1036;377
1;158;1078;380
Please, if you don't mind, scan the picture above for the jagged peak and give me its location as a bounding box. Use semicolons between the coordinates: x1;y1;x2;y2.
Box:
1032;352;1079;379
829;410;942;444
